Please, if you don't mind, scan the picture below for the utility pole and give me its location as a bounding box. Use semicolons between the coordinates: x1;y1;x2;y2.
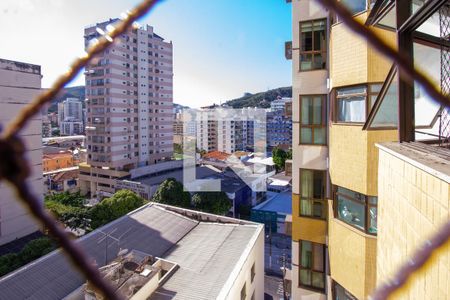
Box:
280;251;289;300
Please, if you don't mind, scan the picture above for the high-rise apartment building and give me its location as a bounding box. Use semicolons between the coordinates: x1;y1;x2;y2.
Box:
270;97;292;112
288;1;449;299
0;58;43;245
266;109;292;150
58;98;83;124
79;19;173;198
58;98;84;135
195;107;262;154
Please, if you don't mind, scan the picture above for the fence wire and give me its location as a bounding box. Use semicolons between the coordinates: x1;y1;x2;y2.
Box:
0;0;448;299
314;0;450;299
0;1;161;299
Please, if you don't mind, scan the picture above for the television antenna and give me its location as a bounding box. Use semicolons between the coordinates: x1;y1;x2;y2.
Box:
97;228;132;265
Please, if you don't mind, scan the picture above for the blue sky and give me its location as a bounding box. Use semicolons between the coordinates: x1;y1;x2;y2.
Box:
0;0;291;107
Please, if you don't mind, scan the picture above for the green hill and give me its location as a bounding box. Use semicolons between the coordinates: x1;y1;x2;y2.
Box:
47;86;85;112
224;86;292;108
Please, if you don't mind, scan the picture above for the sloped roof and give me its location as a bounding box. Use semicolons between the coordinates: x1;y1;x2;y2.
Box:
0;204;262;300
52;169;79;182
202;151;231;161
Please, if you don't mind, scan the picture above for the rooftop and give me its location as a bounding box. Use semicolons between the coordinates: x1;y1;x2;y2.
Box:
202;151;231;161
376;142;450;183
52;169;79;182
43;152;73;160
0;204;262;300
252;190;292;215
0;58;41;74
135;165;221;187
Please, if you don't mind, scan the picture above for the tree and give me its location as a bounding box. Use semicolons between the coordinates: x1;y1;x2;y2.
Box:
272;147;288;171
45;192;90;231
151;178;191;208
20;238;54;262
45;191;85;207
174;143;183;154
192;192;232;215
89;190;147;229
0;237;56;277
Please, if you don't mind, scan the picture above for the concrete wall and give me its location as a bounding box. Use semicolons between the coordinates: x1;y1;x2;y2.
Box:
376;145;450;299
0;59;43;245
330;13;395;88
217;224;264;300
328;200;377;299
329;125;397;196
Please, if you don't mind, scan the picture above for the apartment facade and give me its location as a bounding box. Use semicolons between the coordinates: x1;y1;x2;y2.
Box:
266;109;292;150
0;58;43;245
58;98;83;124
289;0;449;299
42;151;74;172
195;107;267;154
79;19;173;197
289;1;329;298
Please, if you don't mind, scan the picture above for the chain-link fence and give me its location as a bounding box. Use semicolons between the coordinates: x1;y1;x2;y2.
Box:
0;0;448;299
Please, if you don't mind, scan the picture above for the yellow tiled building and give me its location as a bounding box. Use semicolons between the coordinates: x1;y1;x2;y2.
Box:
288;0;449;299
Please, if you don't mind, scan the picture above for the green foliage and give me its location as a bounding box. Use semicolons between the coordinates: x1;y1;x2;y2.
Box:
45;191;85;207
0;237;56;277
89;190;147;229
192;192;232;215
152;178;191;208
272;147;288;172
173;143;183;154
45;192;89;230
225;87;292;108
20;238;54;262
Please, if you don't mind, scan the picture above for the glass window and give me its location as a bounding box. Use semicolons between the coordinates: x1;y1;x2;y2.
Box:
335;84;381;123
339;0;367;15
336;86;367;123
333;280;358;300
300;169;326;219
300;95;326;145
300;20;327;71
251;263;255;283
241;283;246;300
299;241;325;290
334;186;377;234
370;75;398;128
413;42;442;139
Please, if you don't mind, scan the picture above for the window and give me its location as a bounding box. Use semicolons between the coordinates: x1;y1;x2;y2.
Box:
300;95;326;144
300;19;326;71
339;0;367;15
299;240;325;291
333;280;358;300
251;263;255;283
240;282;246;300
334;186;377;234
335;84;381;123
300;169;326;219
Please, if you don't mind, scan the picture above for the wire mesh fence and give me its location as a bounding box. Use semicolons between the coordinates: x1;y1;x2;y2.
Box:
0;0;448;299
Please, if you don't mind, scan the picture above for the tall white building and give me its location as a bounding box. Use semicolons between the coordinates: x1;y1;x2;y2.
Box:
79;19;173;198
58;98;84;135
0;58;43;245
270;97;292;112
57;98;83;124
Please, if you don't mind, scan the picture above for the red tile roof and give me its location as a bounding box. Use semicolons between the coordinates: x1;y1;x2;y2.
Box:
202;151;231;161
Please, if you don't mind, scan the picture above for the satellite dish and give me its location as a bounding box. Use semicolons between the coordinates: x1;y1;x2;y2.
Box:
118;248;129;257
